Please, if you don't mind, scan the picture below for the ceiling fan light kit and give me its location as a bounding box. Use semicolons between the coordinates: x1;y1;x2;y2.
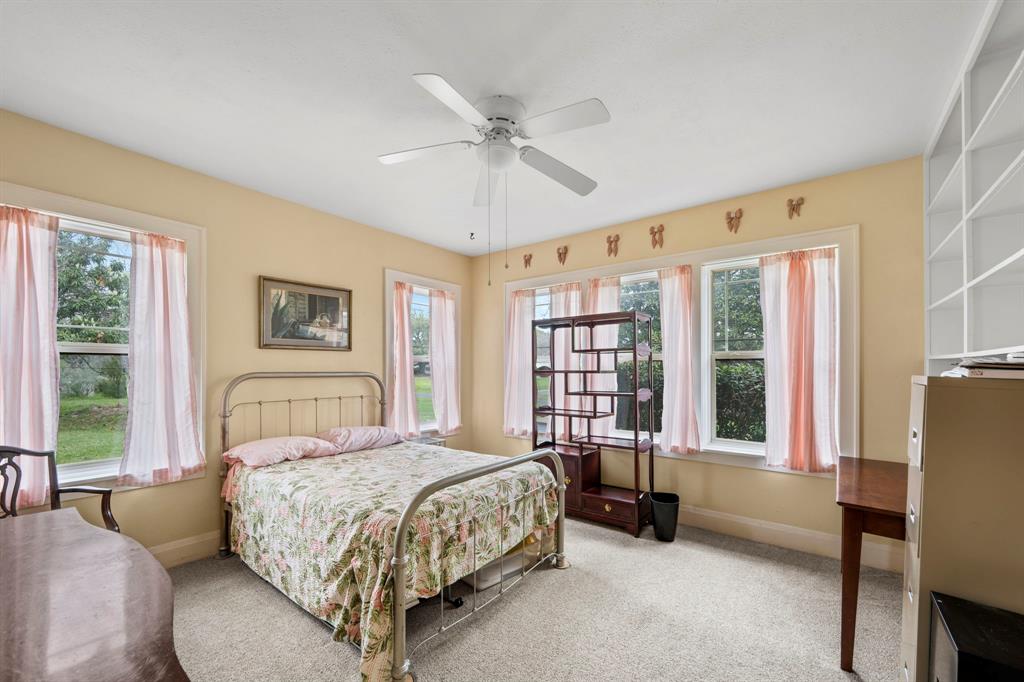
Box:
379;73;610;200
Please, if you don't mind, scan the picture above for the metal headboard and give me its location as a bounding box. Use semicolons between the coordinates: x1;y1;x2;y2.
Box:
219;371;387;459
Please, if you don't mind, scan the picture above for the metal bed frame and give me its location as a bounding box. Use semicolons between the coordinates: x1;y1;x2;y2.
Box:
217;371;569;681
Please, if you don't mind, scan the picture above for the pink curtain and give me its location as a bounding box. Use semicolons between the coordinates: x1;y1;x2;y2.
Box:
584;276;620;438
503;288;535;437
119;232;205;486
0;206;59;508
428;288;461;435
550;282;582;441
387;282;420;438
760;247;839;473
657;265;700;454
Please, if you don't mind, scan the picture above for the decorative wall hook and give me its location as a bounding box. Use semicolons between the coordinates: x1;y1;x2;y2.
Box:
556;245;569;265
726;209;743;234
523;253;533;269
649;224;664;249
787;197;805;219
606;234;620;257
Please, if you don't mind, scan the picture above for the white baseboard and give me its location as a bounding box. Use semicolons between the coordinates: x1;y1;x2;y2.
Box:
677;505;903;573
147;529;221;568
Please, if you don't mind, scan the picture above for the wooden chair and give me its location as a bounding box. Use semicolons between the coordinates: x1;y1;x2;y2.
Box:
0;446;120;532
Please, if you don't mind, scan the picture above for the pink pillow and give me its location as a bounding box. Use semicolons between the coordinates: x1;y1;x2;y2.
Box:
315;426;403;453
223;436;340;468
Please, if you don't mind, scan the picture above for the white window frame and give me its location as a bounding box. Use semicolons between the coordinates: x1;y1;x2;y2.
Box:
701;256;765;456
1;182;207;485
504;224;859;476
384;269;461;435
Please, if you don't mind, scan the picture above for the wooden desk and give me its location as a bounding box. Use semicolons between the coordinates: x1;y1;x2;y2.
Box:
836;455;906;672
0;508;188;681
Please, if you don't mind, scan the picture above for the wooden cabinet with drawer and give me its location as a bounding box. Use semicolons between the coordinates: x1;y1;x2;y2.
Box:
898;377;1024;681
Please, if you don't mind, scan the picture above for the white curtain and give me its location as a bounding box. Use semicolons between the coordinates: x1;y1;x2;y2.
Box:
120;232;205;486
760;247;839;473
584;276;620;438
549;282;582;441
0;206;59;508
428;288;461;436
503;288;535;437
657;265;700;454
387;282;420;438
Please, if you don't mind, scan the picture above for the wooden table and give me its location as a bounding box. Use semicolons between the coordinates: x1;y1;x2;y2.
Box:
836;455;907;672
0;508;189;681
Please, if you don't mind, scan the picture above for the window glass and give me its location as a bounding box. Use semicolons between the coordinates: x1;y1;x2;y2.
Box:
711;266;762;352
56;224;132;465
714;358;765;442
410;287;435;426
56;230;131;344
57;353;129;463
615;274;662;435
617;276;661;351
710;263;765;444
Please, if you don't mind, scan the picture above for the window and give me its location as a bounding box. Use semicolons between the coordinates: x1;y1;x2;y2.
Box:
708;260;765;447
410;286;435;428
56;222;132;466
615;273;663;436
385;270;461;435
533;288;552;429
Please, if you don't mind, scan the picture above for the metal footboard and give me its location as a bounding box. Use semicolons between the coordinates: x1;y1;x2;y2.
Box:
390;447;569;681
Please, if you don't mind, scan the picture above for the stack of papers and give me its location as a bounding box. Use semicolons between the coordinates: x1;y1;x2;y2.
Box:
941;354;1024;379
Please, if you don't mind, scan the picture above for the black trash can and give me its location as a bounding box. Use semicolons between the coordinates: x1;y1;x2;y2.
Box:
650;492;680;542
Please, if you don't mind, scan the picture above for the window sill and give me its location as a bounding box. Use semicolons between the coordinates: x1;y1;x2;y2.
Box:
58;458;123;486
509;434;836;479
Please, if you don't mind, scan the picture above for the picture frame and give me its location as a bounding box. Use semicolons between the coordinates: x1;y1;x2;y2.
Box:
259;276;352;351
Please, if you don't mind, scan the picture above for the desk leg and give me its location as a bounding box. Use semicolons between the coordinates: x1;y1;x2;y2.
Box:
840;507;863;672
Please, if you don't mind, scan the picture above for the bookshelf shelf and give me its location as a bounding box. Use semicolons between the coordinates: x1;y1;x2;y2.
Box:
925;2;1024;373
532;310;654;537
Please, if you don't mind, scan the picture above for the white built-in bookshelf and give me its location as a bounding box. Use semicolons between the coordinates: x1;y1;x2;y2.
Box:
926;0;1024;376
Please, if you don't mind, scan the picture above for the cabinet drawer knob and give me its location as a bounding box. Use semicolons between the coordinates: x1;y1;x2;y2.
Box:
908;585;914;604
911;428;919;442
564;476;572;486
909;503;916;525
604;503;613;513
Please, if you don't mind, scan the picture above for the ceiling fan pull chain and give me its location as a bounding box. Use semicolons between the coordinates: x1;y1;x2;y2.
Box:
487;138;492;286
504;172;509;270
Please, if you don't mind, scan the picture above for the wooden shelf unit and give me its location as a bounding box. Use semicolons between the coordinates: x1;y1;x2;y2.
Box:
532;310;655;536
925;0;1024;376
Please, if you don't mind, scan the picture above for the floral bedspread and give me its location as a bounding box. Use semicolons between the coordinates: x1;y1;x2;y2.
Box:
227;441;558;681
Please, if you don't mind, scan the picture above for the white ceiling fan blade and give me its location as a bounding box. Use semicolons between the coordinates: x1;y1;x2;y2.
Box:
518;98;610;138
473;166;499;206
378;140;475;165
412;73;490;128
519;146;597;196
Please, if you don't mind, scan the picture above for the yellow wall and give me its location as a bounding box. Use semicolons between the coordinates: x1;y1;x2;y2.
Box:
0;110;474;560
469;156;923;538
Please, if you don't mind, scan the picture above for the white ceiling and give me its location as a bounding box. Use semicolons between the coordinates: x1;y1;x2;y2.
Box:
1;1;984;256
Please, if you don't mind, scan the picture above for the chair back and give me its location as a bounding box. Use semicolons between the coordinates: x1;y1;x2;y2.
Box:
0;446;60;518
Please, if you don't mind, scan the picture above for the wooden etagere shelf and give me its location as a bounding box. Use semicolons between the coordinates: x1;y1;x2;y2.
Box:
925;0;1024;375
532;310;655;537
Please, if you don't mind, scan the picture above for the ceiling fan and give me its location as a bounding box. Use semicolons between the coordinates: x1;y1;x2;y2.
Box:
379;73;610;205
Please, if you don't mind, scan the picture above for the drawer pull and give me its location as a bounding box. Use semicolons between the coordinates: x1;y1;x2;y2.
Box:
908;503;916;525
908;585;914;604
902;663;909;681
911;428;919;442
564;476;572;486
604;503;613;513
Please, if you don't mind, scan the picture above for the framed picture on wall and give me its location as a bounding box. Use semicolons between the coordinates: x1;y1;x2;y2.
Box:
259;276;352;350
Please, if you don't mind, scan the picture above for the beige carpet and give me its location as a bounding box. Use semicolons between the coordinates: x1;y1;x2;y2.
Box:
170;519;900;681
